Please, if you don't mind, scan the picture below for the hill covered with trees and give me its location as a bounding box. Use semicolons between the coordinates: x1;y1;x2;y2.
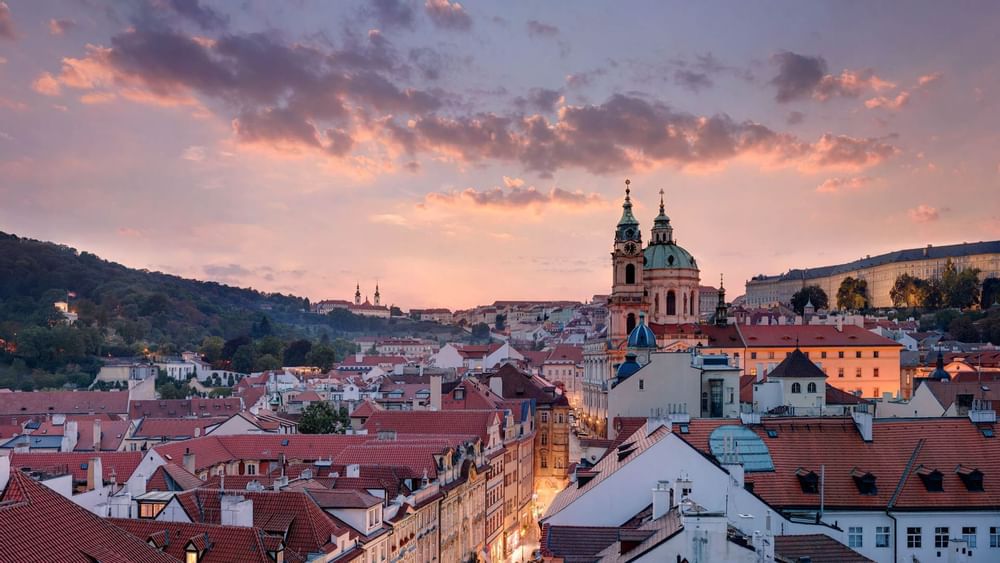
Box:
0;231;465;389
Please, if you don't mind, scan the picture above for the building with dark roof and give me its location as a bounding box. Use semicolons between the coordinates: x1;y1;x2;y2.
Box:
745;240;1000;308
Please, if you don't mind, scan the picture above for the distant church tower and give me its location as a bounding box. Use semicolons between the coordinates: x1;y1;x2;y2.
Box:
373;283;381;306
354;283;362;305
609;180;647;343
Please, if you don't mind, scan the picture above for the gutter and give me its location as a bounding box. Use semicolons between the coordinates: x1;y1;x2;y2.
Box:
886;438;924;563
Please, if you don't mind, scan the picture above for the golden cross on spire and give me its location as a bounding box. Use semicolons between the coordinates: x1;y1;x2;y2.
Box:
624;178;631;200
659;188;665;212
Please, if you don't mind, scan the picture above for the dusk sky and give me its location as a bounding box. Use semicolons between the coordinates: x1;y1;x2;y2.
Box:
1;1;998;308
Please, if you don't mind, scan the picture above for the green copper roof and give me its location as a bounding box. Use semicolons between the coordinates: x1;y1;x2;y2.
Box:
644;242;697;270
652;189;670;228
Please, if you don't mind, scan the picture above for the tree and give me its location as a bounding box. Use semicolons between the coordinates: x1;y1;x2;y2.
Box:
836;277;869;311
790;286;829;314
390;306;403;317
948;316;980;342
283;339;312;366
250;315;273;338
299;401;336;434
306;344;337;371
941;261;981;309
230;344;256;374
471;322;490;341
495;314;506;332
199;336;224;363
222;335;251;360
983;278;1000;309
254;354;282;372
890;274;925;308
255;336;285;358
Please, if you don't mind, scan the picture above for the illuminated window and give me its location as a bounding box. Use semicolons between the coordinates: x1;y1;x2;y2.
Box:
185;546;199;563
139;502;166;519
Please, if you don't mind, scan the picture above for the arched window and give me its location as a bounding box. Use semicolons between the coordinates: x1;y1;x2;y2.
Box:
691;291;697;315
666;291;676;315
625;264;636;284
791;382;801;394
807;382;817;393
654;293;660;314
683;293;688;315
626;313;636;334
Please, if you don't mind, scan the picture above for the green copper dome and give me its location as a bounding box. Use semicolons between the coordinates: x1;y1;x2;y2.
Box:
644;243;697;270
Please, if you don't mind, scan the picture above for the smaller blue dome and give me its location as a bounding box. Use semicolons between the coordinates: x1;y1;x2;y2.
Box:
615;352;642;382
627;313;657;349
929;351;950;380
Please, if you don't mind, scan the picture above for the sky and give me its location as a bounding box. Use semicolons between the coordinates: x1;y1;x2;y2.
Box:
1;1;999;309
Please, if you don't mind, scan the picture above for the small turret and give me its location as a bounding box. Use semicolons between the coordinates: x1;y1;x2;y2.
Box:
374;282;381;306
650;189;674;244
354;283;361;306
615;179;641;242
715;274;729;326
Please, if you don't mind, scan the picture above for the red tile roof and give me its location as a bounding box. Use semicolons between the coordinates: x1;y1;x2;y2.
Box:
133;416;227;439
477;364;570;406
916;379;1000;410
155;434;371;472
34;417;130;451
363;410;499;443
0;390;129;417
290;390;323;403
9;451;143;484
737;324;900;348
308;488;382;509
130;398;243;419
677;417;1000;510
147;463;205;491
174;488;346;556
774;534;874;563
349;400;383;418
109;518;296;563
0;471;176;562
540;524;622;562
545;345;583;364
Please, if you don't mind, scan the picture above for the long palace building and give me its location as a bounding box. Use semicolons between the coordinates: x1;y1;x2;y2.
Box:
744;240;1000;308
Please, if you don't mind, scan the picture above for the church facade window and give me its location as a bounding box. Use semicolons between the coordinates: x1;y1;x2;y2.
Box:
667;291;676;315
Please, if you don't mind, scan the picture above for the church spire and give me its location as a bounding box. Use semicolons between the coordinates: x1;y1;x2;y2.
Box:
715;274;729;326
650;188;673;244
354;283;361;305
615;179;640;242
374;282;381;306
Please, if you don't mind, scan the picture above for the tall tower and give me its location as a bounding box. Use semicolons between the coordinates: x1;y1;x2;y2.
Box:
373;283;381;306
715;274;728;326
609;179;647;343
354;283;361;305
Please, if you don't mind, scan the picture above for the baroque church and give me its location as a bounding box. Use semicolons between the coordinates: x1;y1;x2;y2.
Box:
608;179;702;343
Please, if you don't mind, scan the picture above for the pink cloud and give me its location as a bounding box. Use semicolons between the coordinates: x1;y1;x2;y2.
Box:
32;72;61;96
815;176;874;193
864;92;910;110
907;204;939;223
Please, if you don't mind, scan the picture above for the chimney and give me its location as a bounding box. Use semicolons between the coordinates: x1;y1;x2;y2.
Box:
93;419;102;451
272;475;289;490
194;426;201;438
346;463;360;478
86;456;103;491
651;480;671;520
489;375;503;398
355;352;363;362
835;316;843;332
673;474;692;505
851;408;873;442
182;448;196;474
220;495;253;527
61;421;78;452
430;374;442;411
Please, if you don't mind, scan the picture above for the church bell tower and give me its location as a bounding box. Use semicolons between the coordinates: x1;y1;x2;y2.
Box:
609;179;647;343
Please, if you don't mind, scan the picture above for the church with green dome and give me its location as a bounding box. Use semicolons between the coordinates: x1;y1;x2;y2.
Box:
607;179;702;344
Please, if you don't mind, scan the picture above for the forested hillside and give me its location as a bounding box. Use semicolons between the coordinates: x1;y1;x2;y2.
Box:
0;231;465;389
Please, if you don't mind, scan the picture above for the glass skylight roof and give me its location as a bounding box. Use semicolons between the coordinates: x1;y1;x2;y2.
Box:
708;425;775;472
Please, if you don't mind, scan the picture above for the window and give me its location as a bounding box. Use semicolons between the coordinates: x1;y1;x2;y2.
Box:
907;527;922;548
541;412;548;423
541;432;548;445
873;368;880;378
625;264;636;284
626;313;636;334
838;351;845;359
821;351;827;359
246;463;257;475
186;547;199;563
540;455;548;469
873;351;879;358
856;367;863;378
139;502;166;519
666;291;676;315
768;352;775;360
838;368;844;378
751;352;758;360
807;382;817;393
791;382;801;394
935;527;949;548
848;527;863;548
963;527;976;548
991;526;1000;547
876;526;890;548
750;367;758;377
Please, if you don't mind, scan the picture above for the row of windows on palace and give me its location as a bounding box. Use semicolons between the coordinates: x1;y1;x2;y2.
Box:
748;350;883;360
845;525;1000;552
749;366;883;379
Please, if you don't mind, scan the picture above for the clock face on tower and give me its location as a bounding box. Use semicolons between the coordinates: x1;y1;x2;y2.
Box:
624;242;637;255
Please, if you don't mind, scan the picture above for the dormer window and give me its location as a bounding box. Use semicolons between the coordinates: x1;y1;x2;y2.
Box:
795;468;819;493
917;466;944;492
955;465;984;492
185;544;200;563
851;468;877;495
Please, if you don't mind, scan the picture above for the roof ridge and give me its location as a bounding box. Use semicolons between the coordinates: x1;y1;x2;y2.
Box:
888;437;925;508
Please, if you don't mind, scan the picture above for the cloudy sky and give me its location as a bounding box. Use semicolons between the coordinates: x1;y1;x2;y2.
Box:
1;1;998;308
